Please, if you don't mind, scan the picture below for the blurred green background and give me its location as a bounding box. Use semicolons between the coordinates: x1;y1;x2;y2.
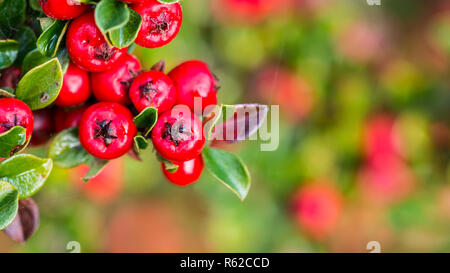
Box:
1;0;450;252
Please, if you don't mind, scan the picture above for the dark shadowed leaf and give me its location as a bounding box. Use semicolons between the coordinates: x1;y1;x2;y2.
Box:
3;198;39;243
13;26;36;66
0;0;26;38
202;147;251;201
0;40;19;69
36;20;69;57
83;157;109;182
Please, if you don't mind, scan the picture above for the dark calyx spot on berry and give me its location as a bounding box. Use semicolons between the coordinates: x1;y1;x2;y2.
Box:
139;81;158;101
120;70;139;91
212;73;221;92
1;114;20;131
94;43;117;61
150;11;171;35
94;120;118;147
161;121;191;147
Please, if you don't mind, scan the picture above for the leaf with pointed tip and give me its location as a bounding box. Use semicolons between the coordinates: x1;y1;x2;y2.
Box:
0;181;19;230
202;147;251;201
0;154;53;199
36;20;69;57
133;107;158;137
22;48;70;74
0;88;15;98
83;157;109;182
15;58;63;110
109;8;142;48
133;135;149;153
212;104;268;144
0;126;27;158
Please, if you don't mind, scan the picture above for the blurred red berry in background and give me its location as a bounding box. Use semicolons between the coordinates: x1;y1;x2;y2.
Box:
291;183;342;240
70;159;124;204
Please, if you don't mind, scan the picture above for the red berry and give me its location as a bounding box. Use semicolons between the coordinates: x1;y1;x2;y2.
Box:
292;183;342;240
54;62;91;107
79;102;137;160
30;109;54;146
168;60;218;112
54;106;88;133
66;12;127;72
152;108;205;162
162;156;204;186
38;0;89;20
0;98;33;140
131;0;183;48
91;54;141;105
0;67;21;90
119;0;142;3
129;70;176;113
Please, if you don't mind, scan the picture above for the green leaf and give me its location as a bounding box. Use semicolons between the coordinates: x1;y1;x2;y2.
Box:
0;181;19;230
95;0;130;35
13;26;37;66
22;48;70;74
29;0;42;12
0;40;19;69
0;154;53;199
0;126;27;158
109;8;142;48
156;0;180;3
133;135;149;153
16;58;63;110
83;157;109;183
202;147;251;201
48;127;92;169
133;107;158;137
38;17;54;32
156;153;178;173
0;88;15;98
0;0;26;38
36;20;69;57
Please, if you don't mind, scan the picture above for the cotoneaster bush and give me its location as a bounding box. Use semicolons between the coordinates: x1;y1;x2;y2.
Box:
0;0;268;243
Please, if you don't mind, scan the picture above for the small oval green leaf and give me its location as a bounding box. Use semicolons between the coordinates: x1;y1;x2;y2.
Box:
36;20;69;58
16;58;63;110
0;181;19;230
0;40;19;69
95;0;130;34
0;126;27;158
109;8;142;48
0;154;53;199
202;147;251;201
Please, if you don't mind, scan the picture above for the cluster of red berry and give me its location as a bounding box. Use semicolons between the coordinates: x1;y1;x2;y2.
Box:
0;0;218;187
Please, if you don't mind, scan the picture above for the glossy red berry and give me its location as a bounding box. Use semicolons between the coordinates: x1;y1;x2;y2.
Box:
168;60;218;112
54;106;88;133
30;109;54;146
152;108;205;162
54;62;91;107
131;0;183;48
129;70;176;113
0;67;21;90
38;0;89;20
79;102;137;160
91;54;141;105
0;98;33;140
66;12;127;72
162;156;204;186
